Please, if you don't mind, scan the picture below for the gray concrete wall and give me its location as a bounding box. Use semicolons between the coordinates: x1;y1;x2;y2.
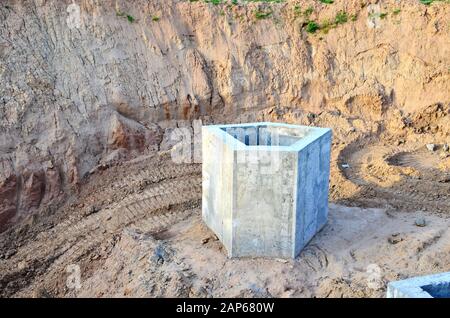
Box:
202;123;332;259
233;149;296;258
202;127;234;254
387;271;450;298
294;131;332;256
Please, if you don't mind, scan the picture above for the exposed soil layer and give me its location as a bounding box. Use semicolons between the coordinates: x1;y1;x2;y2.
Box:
1;0;449;230
1;101;449;297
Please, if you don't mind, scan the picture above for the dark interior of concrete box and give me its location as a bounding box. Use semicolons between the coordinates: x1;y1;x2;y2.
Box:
221;125;306;147
421;282;450;298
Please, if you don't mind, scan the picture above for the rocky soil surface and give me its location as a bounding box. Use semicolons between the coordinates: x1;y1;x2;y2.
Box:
0;0;449;297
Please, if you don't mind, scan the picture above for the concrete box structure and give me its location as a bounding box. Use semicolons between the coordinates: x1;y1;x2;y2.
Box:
387;272;450;298
202;122;332;258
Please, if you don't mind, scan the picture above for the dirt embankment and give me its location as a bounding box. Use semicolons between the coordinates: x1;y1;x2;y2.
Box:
1;0;449;230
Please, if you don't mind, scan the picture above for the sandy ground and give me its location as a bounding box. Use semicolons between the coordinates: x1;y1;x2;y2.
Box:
75;205;450;298
0;103;449;298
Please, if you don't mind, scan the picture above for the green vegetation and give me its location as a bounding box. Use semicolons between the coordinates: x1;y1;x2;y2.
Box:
187;0;449;6
183;0;449;31
203;0;284;3
254;9;273;19
419;0;450;4
245;0;284;3
198;0;222;4
303;10;356;35
304;6;314;17
318;19;334;34
293;5;314;19
195;0;222;4
116;10;136;23
188;0;286;10
306;21;319;33
368;11;389;20
152;15;160;22
334;11;347;24
369;12;381;19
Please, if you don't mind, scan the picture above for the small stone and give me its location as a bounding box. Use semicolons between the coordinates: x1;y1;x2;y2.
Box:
275;258;288;264
349;127;356;133
388;233;404;245
443;144;449;152
438;175;450;183
201;237;210;245
415;217;426;227
17;261;27;270
307;113;316;121
32;288;52;298
150;244;172;265
397;139;405;146
123;288;132;296
44;160;54;169
4;249;17;259
341;163;350;169
426;144;436;152
85;205;100;216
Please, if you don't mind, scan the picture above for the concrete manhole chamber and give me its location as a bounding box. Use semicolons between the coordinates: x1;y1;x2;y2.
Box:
202;122;332;258
387;272;450;298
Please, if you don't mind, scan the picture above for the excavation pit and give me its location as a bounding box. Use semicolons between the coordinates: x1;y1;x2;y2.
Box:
202;122;332;258
387;271;450;298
